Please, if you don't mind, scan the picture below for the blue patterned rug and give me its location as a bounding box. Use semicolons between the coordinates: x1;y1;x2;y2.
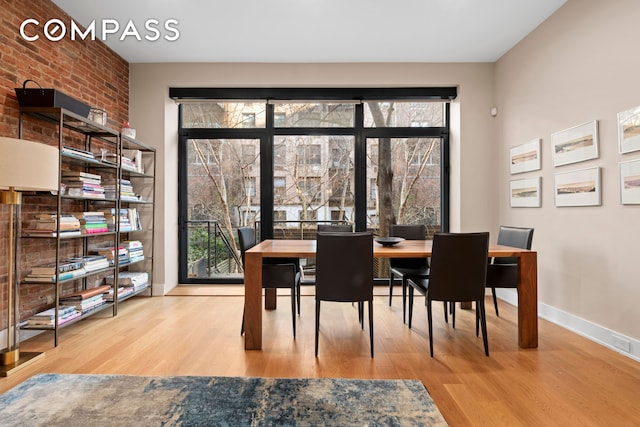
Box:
0;374;447;426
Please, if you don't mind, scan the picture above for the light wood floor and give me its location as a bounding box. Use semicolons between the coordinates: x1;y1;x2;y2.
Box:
3;290;640;426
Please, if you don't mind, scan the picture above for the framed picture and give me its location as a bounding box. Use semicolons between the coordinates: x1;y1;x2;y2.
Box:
510;139;541;174
619;159;640;204
551;120;599;167
510;177;541;207
618;105;640;154
554;167;601;207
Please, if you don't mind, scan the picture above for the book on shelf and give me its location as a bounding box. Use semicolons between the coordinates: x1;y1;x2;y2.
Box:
27;310;81;327
62;146;96;160
26;305;80;326
30;260;84;275
22;230;83;238
60;293;107;312
59;285;111;301
23;267;87;282
29;305;77;320
62;171;102;181
121;240;144;263
64;255;111;272
102;179;139;201
90;245;128;265
104;286;135;302
22;213;82;237
105;271;149;288
122;149;144;174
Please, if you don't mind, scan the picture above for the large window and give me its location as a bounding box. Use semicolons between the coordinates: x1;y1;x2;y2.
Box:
174;88;454;283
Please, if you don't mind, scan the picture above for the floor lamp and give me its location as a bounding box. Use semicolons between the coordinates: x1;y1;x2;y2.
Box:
0;137;58;376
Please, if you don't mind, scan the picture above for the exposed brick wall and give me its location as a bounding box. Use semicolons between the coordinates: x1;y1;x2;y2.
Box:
0;0;129;326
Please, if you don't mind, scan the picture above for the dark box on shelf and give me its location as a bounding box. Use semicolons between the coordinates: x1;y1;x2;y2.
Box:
15;87;91;117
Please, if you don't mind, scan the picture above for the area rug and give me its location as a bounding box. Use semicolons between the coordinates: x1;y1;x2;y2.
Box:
0;374;448;426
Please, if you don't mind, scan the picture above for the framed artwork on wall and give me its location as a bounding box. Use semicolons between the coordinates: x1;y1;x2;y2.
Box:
554;167;601;207
617;105;640;154
619;159;640;204
551;120;599;167
510;138;541;174
510;176;541;207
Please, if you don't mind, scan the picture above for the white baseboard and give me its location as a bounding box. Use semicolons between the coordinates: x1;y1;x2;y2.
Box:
496;289;640;362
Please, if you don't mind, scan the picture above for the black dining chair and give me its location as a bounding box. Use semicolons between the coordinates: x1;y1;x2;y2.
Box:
407;232;490;357
298;223;353;300
238;227;301;338
487;226;534;316
388;224;430;323
315;231;374;357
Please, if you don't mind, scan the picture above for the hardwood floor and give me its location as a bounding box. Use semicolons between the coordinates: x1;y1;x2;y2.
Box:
3;291;639;426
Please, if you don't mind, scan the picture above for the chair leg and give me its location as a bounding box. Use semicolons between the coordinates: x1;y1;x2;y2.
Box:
297;282;301;316
388;274;394;306
402;278;408;324
315;299;320;357
427;299;434;357
358;302;364;329
240;305;245;336
443;301;448;323
475;305;480;337
492;288;499;317
408;286;415;329
478;299;489;356
368;299;374;358
452;302;456;329
290;289;296;339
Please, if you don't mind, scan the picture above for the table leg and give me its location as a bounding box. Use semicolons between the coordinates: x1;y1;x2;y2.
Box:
244;251;262;350
518;252;538;348
265;289;277;310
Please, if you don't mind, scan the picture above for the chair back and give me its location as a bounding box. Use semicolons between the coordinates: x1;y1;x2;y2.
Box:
317;224;353;232
316;231;373;302
237;227;256;267
389;224;428;269
428;232;489;302
494;226;534;265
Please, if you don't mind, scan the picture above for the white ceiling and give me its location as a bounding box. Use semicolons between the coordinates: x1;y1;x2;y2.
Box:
51;0;567;64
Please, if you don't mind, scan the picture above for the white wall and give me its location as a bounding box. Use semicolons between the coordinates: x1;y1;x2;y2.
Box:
129;2;640;359
129;62;497;294
495;0;640;356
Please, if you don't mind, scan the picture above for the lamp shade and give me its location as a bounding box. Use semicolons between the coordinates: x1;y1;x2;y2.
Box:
0;137;58;191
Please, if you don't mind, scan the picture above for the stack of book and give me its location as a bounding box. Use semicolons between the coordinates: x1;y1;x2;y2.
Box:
22;213;82;238
74;211;109;234
26;305;80;327
23;260;86;283
100;208;140;232
105;271;149;300
59;285;111;313
90;245;128;266
103;179;138;201
63;171;105;199
65;255;111;272
104;286;135;302
122;240;144;263
62;146;96;161
122;149;144;173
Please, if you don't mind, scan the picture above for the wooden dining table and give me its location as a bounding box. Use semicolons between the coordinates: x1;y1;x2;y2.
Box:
244;239;538;350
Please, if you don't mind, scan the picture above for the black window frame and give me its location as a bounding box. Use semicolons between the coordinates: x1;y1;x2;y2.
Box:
174;87;454;284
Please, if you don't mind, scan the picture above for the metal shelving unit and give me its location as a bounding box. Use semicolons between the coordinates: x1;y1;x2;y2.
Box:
17;107;155;346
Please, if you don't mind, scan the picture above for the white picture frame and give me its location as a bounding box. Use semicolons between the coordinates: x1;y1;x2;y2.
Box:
510;139;541;174
551;120;599;167
510;177;541;207
618;105;640;154
619;159;640;204
554;167;601;207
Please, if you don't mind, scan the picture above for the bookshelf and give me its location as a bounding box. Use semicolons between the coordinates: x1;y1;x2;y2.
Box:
17;107;155;346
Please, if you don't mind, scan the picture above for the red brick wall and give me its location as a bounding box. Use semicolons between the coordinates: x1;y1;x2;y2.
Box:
0;0;129;326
